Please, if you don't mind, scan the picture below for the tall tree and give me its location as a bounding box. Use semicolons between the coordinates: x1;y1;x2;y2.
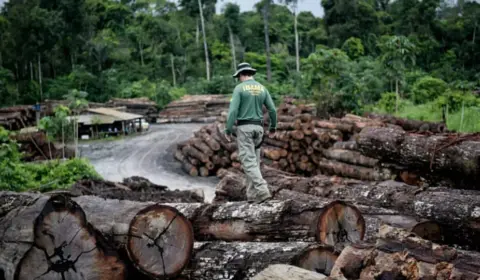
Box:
222;3;241;71
198;0;210;80
378;35;416;113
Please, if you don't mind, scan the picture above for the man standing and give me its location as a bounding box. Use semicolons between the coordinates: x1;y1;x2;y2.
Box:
224;62;277;203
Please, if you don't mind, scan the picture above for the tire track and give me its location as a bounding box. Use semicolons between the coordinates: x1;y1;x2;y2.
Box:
80;124;219;202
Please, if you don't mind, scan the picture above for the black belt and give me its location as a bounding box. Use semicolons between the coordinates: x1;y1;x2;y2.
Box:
237;119;263;126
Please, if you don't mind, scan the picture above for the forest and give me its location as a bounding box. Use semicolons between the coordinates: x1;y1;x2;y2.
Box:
0;0;479;131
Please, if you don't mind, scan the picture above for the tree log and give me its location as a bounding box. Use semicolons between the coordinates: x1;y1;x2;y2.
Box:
182;242;336;279
274;189;442;244
312;128;342;143
251;264;327;280
127;205;194;279
364;112;447;133
0;194;127;280
174;149;199;176
321;149;378;167
213;176;365;246
356;127;480;188
289;130;305;140
263;137;289;149
66;177;204;203
189;138;213;157
316;159;393;181
332;141;358;151
263;147;288;161
199;167;209;177
330;225;480;280
314;120;353;134
181;145;209;163
320;180;480;250
194;131;221;151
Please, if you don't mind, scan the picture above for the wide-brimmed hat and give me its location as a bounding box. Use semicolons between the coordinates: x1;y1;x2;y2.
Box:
232;62;257;77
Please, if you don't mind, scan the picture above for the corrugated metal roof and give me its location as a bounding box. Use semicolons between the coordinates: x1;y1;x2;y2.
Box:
67;114;118;125
87;107;142;120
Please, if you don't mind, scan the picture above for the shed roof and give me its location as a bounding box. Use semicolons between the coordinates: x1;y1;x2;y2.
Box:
67;114;118;125
86;107;142;120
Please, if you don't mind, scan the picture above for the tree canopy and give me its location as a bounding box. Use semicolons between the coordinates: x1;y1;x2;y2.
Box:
0;0;479;131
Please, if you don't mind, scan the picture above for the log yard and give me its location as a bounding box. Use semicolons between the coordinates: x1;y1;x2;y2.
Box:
1;95;479;280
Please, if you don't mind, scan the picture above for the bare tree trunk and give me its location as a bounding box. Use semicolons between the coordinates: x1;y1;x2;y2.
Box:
30;61;33;81
198;0;210;81
38;53;43;101
294;4;300;73
70;52;75;70
263;1;272;82
139;41;144;66
228;25;237;71
395;79;399;114
171;54;176;87
196;19;200;46
62;122;65;159
0;52;2;67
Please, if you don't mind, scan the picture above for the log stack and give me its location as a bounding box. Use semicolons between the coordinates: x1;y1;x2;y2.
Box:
106;97;158;123
9;130;75;161
158;95;230;124
0;105;37;131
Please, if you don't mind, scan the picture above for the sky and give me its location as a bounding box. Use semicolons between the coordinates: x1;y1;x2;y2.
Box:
0;0;325;17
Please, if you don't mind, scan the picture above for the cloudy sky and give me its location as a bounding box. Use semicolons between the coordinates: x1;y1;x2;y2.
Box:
0;0;325;17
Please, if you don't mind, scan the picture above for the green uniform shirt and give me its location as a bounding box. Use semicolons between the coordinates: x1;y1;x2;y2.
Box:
225;79;277;134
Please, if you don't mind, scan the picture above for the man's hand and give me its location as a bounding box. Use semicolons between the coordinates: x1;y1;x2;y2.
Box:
224;133;232;142
268;130;276;138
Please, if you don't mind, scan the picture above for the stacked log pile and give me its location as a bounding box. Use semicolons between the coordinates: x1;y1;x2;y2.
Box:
158;95;230;123
9;130;75;161
0;105;37;130
106;97;158;122
173;101;397;181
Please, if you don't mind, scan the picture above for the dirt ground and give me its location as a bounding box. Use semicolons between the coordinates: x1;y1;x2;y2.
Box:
78;124;219;202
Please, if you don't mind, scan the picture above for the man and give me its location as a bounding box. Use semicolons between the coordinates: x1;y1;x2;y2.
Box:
224;62;277;203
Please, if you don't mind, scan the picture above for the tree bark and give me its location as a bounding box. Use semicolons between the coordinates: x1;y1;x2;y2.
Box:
330;225;480;280
356;127;480;188
321;149;378;167
181;242;336;279
213;175;366;246
198;0;210;81
252;264;327;280
316;158;392;181
263;0;272;82
215;168;480;250
363;112;447;133
274;189;443;244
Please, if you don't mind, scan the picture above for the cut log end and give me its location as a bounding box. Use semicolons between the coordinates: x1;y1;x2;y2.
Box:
293;246;339;276
316;201;365;246
411;221;443;243
127;205;194;279
15;195;126;280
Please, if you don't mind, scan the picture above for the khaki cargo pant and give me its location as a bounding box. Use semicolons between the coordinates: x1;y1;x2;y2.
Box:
236;124;272;202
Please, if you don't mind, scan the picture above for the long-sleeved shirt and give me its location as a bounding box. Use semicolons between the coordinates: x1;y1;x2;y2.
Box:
225;79;277;134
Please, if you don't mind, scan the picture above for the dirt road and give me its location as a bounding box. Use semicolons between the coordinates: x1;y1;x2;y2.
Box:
79;124;219;202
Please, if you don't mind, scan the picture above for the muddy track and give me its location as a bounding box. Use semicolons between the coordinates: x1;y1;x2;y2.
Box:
79;124;219;202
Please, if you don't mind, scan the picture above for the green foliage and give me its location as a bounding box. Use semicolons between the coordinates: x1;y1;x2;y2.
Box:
0;127;100;191
342;37;365;60
0;0;479;131
375;92;402;114
434;90;480;113
411;76;448;104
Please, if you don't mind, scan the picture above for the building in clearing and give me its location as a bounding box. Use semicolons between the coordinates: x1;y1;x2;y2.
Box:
68;107;148;139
